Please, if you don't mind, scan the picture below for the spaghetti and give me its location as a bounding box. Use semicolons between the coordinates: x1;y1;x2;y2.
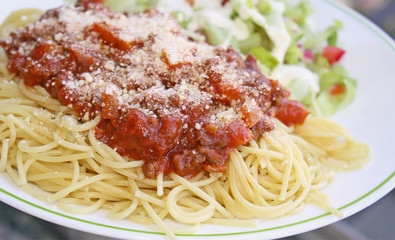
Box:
0;4;370;240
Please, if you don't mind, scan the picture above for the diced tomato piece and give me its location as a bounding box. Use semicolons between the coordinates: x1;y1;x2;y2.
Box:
91;22;132;50
186;0;194;6
276;99;310;126
322;46;345;65
101;92;120;120
222;0;230;5
329;84;346;96
69;44;98;67
6;53;26;78
227;121;254;147
240;103;264;127
207;69;243;103
30;43;60;60
215;81;243;102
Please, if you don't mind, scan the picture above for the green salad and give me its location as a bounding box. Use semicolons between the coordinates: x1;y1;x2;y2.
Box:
100;0;357;117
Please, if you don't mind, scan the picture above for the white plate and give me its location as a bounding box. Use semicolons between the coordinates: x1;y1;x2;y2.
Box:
0;0;394;239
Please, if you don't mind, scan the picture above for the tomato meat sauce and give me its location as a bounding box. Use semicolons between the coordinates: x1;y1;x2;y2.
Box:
1;0;309;178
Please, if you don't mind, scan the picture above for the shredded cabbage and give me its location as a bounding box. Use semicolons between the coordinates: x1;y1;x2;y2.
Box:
66;0;154;12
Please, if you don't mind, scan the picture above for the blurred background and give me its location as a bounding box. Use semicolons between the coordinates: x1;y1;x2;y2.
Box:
0;0;394;239
339;0;395;38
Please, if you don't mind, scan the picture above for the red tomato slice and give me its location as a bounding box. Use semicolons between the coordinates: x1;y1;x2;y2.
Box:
275;99;310;126
329;84;346;96
322;46;345;65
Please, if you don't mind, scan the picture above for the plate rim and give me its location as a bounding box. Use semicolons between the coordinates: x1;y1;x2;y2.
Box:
0;0;395;239
0;172;394;238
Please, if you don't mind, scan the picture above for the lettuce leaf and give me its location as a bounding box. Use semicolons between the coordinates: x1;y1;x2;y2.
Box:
316;65;357;116
250;46;279;70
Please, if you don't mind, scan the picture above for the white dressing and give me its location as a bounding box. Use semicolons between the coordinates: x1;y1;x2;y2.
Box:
156;0;193;16
271;64;320;102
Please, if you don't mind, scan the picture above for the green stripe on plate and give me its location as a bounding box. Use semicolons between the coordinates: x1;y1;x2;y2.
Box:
1;0;395;238
0;187;164;235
